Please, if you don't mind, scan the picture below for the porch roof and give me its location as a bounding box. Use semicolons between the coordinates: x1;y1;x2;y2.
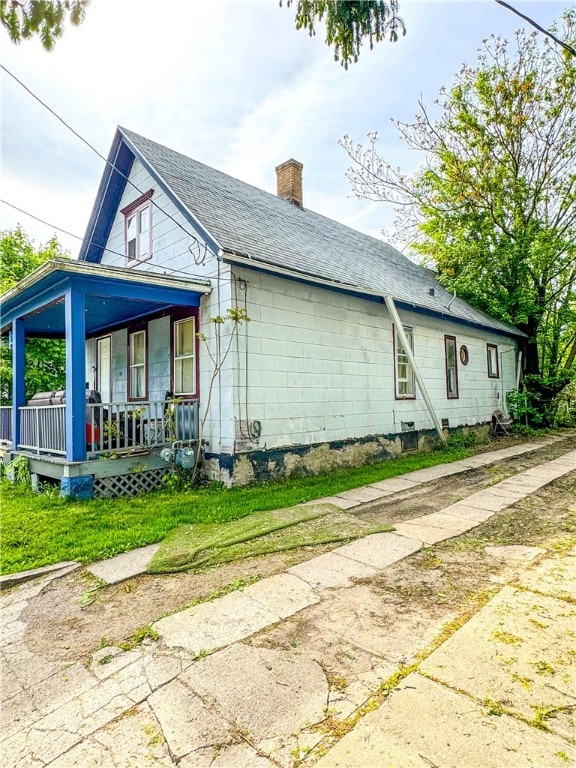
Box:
1;259;211;336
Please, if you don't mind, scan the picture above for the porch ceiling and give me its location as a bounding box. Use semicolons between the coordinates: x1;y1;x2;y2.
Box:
1;259;212;336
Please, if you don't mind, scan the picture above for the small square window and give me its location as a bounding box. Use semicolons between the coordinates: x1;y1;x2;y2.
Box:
487;344;499;378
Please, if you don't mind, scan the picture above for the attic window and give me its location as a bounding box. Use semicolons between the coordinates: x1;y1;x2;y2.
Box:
121;190;154;266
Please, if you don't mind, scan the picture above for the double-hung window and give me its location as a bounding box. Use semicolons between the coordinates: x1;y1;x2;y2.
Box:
173;317;196;395
487;343;499;378
129;329;147;400
394;325;415;399
444;335;459;398
122;190;153;266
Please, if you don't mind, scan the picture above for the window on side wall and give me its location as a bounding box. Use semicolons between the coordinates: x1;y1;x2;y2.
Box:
173;316;196;396
394;325;415;399
121;190;153;266
487;343;499;378
444;335;459;398
129;329;147;400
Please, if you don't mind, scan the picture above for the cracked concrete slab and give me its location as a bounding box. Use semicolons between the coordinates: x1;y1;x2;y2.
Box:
178;743;276;767
485;545;545;563
288;551;379;589
419;585;576;740
180;643;329;743
335;486;389;503
303;495;360;509
368;476;420;493
393;520;467;545
515;553;576;600
240;573;320;618
314;673;575;768
86;544;160;585
440;502;496;522
149;677;233;761
153;589;280;654
333;532;422;570
46;702;174;767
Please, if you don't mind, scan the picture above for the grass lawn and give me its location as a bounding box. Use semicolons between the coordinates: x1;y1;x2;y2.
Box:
2;441;485;575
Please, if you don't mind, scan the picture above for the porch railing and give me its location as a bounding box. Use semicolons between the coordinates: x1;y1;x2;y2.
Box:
0;406;12;443
19;405;66;455
12;398;199;458
87;398;199;457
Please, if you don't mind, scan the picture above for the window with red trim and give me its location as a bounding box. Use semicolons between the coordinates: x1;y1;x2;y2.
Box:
121;190;153;266
487;344;499;378
444;335;459;398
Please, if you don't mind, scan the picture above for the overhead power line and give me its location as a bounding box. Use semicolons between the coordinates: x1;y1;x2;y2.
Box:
494;1;576;57
1;63;217;265
1;199;226;283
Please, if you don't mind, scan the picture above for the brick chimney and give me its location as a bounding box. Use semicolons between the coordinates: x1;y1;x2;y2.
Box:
275;159;303;208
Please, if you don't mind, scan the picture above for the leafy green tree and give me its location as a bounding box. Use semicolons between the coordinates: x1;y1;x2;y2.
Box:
282;0;405;68
1;0;405;65
341;12;576;417
0;0;89;50
0;227;68;403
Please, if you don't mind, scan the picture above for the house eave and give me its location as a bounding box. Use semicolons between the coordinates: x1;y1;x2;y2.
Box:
222;250;527;340
1;259;212;334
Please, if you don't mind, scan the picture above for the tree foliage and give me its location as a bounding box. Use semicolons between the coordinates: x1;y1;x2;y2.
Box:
282;0;405;68
341;12;576;412
0;0;89;49
1;0;405;64
1;227;68;403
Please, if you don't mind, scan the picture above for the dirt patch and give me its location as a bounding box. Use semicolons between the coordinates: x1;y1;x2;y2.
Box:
20;437;575;666
354;436;576;526
365;472;576;612
21;546;337;662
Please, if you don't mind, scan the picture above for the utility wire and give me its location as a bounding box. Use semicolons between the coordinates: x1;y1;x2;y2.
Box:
494;1;576;57
1;63;217;263
1;199;226;283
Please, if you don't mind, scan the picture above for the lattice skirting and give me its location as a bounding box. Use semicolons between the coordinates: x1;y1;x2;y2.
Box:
92;467;170;499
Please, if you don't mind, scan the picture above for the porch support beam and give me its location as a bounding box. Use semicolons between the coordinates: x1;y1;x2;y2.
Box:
71;276;202;307
383;294;446;443
65;288;86;461
11;319;25;448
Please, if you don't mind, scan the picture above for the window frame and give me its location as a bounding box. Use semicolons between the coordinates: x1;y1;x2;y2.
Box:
127;325;148;401
393;324;416;400
487;343;500;379
170;308;200;398
444;335;459;399
121;190;154;267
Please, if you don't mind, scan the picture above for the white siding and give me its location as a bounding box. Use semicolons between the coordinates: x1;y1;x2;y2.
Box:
94;159;236;453
231;268;517;450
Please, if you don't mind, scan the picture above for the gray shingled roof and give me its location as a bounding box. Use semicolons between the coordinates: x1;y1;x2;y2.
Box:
120;127;522;338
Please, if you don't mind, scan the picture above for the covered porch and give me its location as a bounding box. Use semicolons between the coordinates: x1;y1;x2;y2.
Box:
1;259;211;497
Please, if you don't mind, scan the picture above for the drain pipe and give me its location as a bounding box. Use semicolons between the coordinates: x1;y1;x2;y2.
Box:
383;294;446;443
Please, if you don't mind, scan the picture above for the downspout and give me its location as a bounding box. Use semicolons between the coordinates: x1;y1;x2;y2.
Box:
516;350;523;390
383;294;446;443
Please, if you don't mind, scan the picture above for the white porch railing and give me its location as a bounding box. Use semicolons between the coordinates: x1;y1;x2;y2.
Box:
0;406;12;443
86;398;200;457
12;398;199;458
19;404;66;455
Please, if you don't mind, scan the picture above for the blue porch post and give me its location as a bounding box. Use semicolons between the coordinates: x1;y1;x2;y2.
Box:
64;287;86;462
11;319;25;448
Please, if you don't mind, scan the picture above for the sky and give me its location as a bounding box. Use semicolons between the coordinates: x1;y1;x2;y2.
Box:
1;0;572;257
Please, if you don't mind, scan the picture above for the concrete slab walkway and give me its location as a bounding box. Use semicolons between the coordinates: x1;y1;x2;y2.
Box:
85;435;568;585
1;439;574;768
